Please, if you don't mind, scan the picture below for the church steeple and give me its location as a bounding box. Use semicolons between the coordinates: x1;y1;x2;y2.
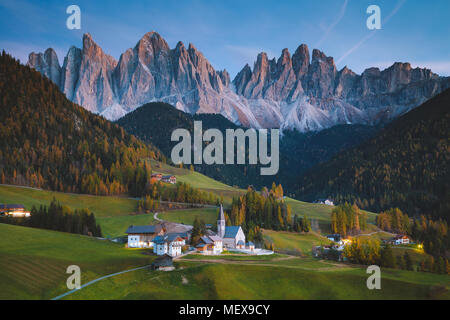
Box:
217;204;225;238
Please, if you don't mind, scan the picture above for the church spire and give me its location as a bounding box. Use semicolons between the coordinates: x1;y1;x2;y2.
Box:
218;204;225;221
217;204;225;238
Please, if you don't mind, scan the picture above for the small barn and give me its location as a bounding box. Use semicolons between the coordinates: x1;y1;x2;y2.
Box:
151;254;174;271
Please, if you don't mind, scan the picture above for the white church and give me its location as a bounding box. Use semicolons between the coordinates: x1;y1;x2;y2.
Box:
217;204;246;249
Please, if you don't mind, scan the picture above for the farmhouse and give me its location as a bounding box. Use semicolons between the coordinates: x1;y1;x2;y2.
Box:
161;175;176;184
314;199;334;206
326;234;343;245
125;225;165;248
388;235;410;245
217;205;245;249
151;254;175;271
196;235;223;255
0;204;31;217
153;233;186;257
151;173;162;182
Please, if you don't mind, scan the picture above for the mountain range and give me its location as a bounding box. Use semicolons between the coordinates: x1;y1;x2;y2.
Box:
27;32;450;132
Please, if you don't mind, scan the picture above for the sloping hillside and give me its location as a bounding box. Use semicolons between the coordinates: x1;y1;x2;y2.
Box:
295;88;450;219
117;102;378;192
0;223;152;299
0;52;162;196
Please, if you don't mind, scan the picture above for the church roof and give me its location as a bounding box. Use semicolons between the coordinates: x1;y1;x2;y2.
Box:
224;226;241;239
217;204;225;221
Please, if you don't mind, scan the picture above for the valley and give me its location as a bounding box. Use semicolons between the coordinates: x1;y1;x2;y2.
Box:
0;33;449;302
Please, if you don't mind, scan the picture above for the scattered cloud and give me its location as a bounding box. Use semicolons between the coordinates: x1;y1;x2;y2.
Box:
314;0;348;48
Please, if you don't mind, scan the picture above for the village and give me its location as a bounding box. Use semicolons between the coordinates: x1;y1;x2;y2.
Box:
126;204;272;271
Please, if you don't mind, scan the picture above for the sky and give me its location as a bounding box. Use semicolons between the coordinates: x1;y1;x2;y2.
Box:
1;0;449;78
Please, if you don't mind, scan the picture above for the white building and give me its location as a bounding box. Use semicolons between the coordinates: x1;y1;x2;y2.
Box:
0;204;30;217
392;235;410;245
7;210;31;218
315;199;334;206
326;234;343;246
125;225;164;248
197;235;223;255
153;233;186;257
217;204;246;249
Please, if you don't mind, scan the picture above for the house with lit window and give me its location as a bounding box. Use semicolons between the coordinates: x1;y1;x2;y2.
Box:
125;225;165;248
0;204;31;217
151;173;162;182
388;235;410;245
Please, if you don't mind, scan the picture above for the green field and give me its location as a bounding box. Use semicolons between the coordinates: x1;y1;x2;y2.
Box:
285;197;377;225
97;213;156;238
0;184;155;238
263;230;332;255
0;223;153;300
158;207;218;225
0;184;138;217
64;261;450;300
2;223;449;300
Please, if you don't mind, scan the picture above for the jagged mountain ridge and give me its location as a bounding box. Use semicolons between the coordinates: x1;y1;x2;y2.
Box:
27;31;450;131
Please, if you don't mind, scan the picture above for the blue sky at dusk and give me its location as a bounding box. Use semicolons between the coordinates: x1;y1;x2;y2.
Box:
1;0;449;77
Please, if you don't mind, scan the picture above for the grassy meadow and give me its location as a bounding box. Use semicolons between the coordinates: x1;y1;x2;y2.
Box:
0;184;138;217
158;207;218;226
263;229;332;255
64;260;450;300
0;223;153;300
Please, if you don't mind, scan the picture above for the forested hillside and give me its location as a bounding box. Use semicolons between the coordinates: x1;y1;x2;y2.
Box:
117;102;377;192
0;51;163;196
295;88;450;220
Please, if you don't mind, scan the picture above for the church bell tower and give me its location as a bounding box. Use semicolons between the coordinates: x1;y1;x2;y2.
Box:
217;204;225;238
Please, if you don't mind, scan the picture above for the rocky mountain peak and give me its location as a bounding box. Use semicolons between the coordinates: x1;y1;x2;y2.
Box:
27;48;61;86
292;44;310;77
26;32;450;132
279;48;291;62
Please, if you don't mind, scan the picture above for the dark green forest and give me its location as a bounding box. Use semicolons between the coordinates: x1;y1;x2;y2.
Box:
295;88;450;220
117;101;377;192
